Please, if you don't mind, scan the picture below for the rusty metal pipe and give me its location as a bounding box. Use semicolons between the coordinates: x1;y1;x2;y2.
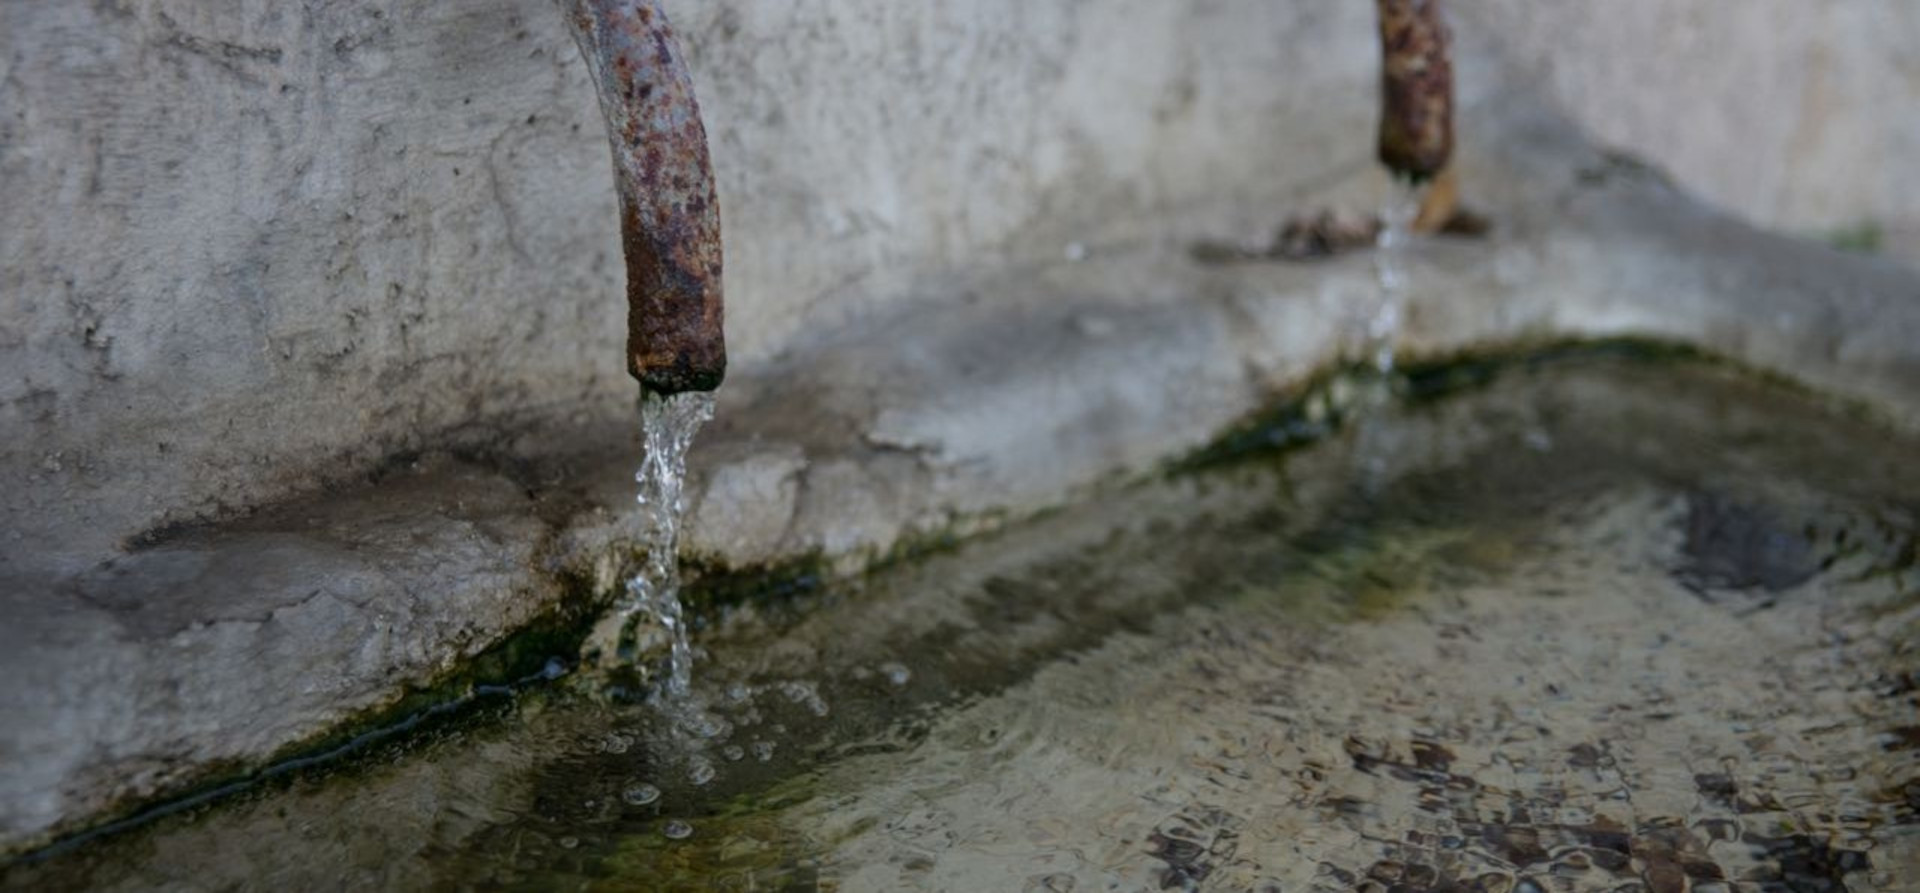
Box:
562;0;725;395
1376;0;1453;182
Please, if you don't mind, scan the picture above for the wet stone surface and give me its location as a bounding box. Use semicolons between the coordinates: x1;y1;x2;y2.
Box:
5;352;1917;891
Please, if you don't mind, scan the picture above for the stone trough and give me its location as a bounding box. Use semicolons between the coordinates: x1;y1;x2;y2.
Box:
2;0;1918;860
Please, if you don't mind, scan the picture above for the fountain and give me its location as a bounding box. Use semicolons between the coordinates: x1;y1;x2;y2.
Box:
5;1;1920;884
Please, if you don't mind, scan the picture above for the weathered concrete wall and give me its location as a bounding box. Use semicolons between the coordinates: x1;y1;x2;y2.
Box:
1463;1;1920;255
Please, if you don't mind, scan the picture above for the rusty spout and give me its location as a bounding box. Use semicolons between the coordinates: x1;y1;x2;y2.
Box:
1375;0;1453;182
563;0;725;395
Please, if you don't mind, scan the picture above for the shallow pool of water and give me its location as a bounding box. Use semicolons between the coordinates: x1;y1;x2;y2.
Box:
8;351;1917;891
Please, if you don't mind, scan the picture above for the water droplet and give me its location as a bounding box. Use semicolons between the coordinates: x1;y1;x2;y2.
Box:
879;661;912;686
542;657;568;680
623;782;661;806
751;740;775;762
662;820;694;840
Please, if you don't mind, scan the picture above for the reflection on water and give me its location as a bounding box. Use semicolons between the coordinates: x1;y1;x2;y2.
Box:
7;352;1917;891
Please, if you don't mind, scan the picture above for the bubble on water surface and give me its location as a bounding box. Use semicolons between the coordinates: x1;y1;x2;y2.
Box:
778;681;829;717
878;662;912;686
681;711;730;740
1027;872;1076;891
751;740;775;762
722;745;745;762
622;783;660;806
662;820;694;840
688;757;716;786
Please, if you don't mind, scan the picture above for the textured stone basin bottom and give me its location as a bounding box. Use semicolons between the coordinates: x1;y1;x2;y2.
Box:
8;351;1917;891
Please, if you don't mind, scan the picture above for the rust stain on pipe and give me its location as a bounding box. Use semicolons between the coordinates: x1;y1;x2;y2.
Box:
563;0;725;395
1376;0;1453;182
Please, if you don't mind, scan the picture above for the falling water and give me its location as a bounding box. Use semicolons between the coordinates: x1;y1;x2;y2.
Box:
595;389;714;696
587;388;838;814
1369;185;1421;372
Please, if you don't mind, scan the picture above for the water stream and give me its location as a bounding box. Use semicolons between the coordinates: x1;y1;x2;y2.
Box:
591;389;715;697
1369;185;1422;372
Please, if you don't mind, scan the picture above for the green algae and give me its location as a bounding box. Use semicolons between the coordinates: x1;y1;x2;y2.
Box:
1175;337;1718;473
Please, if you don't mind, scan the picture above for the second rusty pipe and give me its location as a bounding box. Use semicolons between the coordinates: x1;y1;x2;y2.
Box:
563;0;725;395
1376;0;1453;182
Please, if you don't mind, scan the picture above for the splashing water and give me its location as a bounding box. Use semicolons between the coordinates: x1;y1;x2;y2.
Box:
584;387;794;807
1369;186;1421;372
594;389;714;695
